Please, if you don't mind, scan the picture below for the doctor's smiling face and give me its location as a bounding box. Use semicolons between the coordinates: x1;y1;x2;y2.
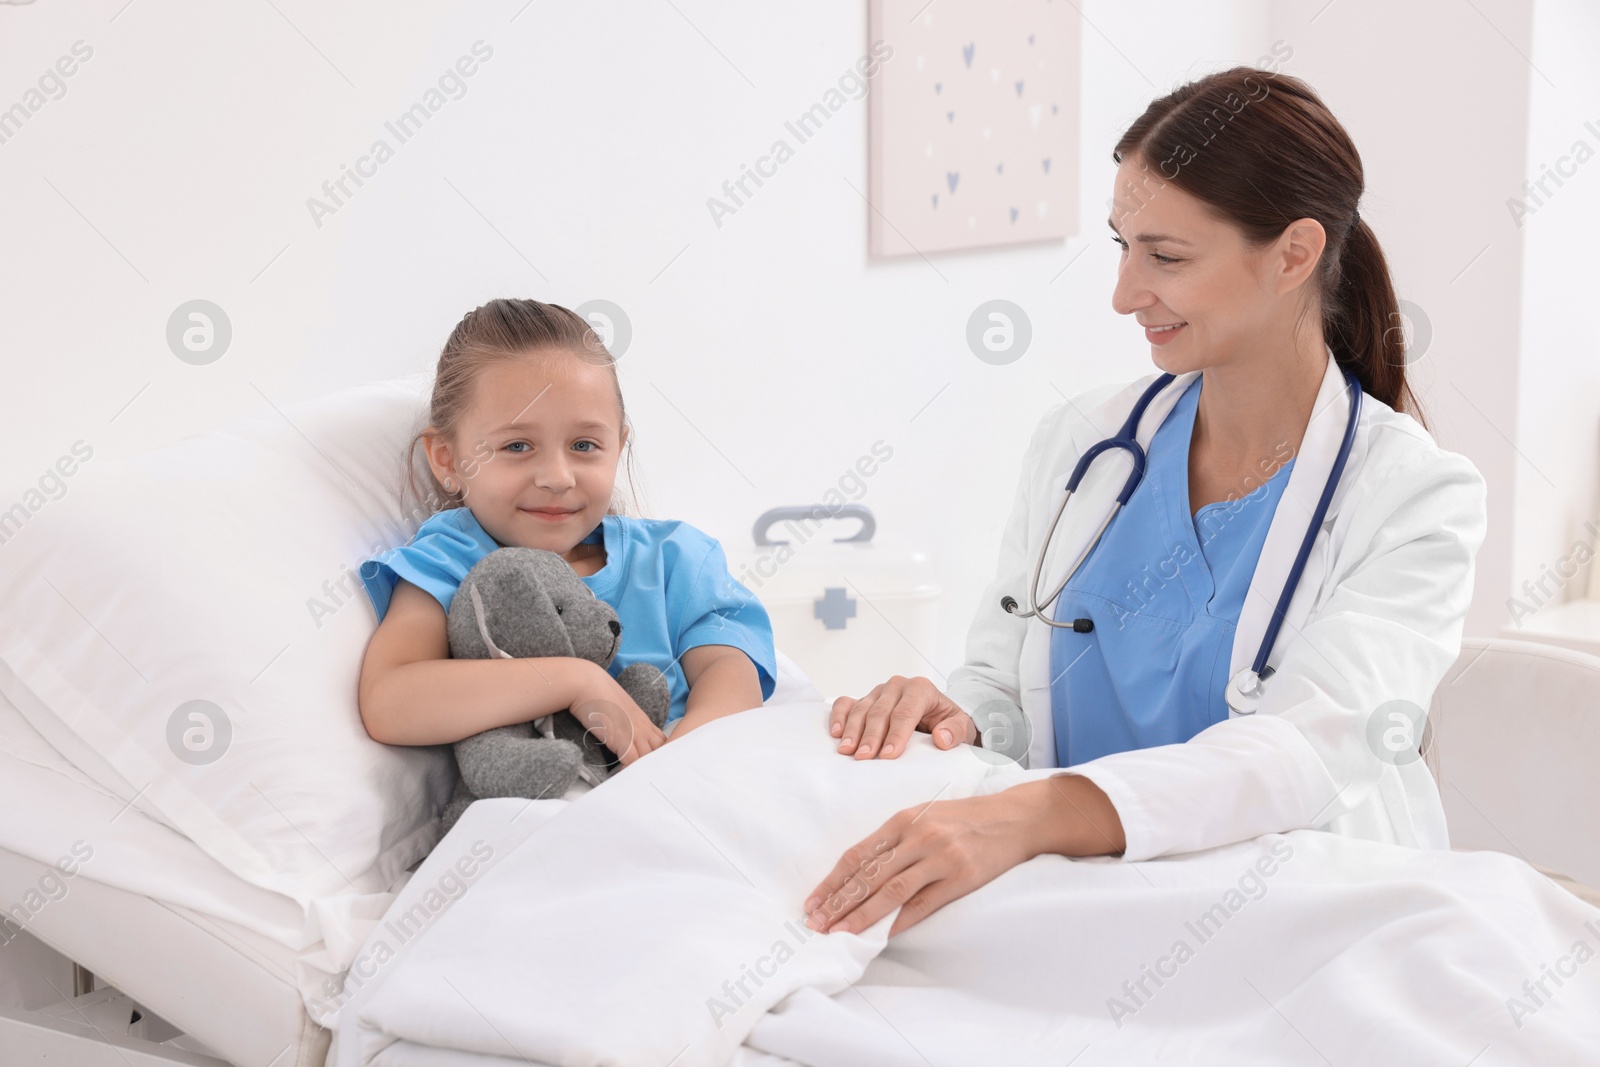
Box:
423;349;627;565
1108;154;1327;377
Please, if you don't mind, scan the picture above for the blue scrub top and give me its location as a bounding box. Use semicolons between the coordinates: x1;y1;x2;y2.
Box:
1049;376;1295;766
358;509;777;724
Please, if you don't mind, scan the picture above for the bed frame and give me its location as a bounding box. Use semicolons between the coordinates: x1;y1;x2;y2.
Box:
0;979;232;1066
0;839;330;1067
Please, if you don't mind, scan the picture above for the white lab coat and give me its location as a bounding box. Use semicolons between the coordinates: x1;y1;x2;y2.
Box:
947;352;1489;862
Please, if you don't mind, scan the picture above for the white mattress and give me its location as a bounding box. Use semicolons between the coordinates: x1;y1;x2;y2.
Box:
0;693;402;1066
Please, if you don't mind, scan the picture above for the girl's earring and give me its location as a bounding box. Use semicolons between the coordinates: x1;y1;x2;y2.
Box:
444;478;454;491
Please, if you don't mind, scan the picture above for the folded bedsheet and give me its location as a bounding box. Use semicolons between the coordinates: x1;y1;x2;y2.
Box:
332;701;1600;1066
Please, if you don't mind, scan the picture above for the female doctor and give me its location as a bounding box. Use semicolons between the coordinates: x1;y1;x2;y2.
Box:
805;67;1487;937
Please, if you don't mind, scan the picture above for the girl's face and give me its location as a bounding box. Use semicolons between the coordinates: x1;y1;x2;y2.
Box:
1107;155;1320;373
426;352;626;560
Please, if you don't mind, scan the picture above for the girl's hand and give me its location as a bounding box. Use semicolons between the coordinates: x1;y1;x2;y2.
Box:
571;666;666;766
802;789;1033;938
829;675;977;760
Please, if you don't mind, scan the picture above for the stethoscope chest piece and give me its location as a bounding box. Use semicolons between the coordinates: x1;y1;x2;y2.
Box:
1226;667;1266;716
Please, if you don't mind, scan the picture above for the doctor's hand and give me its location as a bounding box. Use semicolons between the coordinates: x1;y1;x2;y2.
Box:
829;675;976;760
802;790;1030;938
803;775;1126;938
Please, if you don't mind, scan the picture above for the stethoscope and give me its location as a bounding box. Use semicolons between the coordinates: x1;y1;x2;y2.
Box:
1001;367;1364;714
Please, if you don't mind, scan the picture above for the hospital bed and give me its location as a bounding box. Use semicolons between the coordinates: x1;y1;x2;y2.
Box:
2;373;1597;1064
3;636;1598;1065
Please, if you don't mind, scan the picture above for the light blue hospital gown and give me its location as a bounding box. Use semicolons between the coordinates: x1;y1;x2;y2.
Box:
1049;376;1295;766
358;509;777;724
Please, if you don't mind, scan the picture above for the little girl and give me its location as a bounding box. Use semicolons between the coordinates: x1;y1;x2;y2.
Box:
356;298;776;768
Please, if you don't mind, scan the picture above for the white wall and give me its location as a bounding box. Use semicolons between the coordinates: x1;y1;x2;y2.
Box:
0;0;1574;675
1267;0;1535;638
0;0;1267;677
1513;0;1600;615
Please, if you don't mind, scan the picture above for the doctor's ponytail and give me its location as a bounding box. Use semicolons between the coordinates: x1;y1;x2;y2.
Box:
1332;217;1414;422
1114;68;1427;430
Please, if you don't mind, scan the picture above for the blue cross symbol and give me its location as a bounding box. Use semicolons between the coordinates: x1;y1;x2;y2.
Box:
814;587;857;631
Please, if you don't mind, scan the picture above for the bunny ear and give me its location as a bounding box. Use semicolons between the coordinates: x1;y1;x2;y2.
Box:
466;579;515;660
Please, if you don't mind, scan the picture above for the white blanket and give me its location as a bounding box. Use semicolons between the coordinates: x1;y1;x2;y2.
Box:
332;702;1600;1066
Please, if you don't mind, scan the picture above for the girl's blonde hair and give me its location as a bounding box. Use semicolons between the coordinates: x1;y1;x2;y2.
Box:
405;298;642;518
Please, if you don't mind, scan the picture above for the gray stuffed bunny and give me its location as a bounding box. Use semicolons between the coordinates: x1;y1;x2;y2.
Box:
439;546;670;832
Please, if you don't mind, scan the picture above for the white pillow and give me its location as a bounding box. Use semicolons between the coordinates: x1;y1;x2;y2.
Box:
0;376;455;906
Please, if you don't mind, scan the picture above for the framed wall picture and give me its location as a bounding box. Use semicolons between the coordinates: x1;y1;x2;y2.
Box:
868;0;1080;257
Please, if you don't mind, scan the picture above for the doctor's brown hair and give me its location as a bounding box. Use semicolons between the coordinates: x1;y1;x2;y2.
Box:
1114;67;1426;430
404;298;642;518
